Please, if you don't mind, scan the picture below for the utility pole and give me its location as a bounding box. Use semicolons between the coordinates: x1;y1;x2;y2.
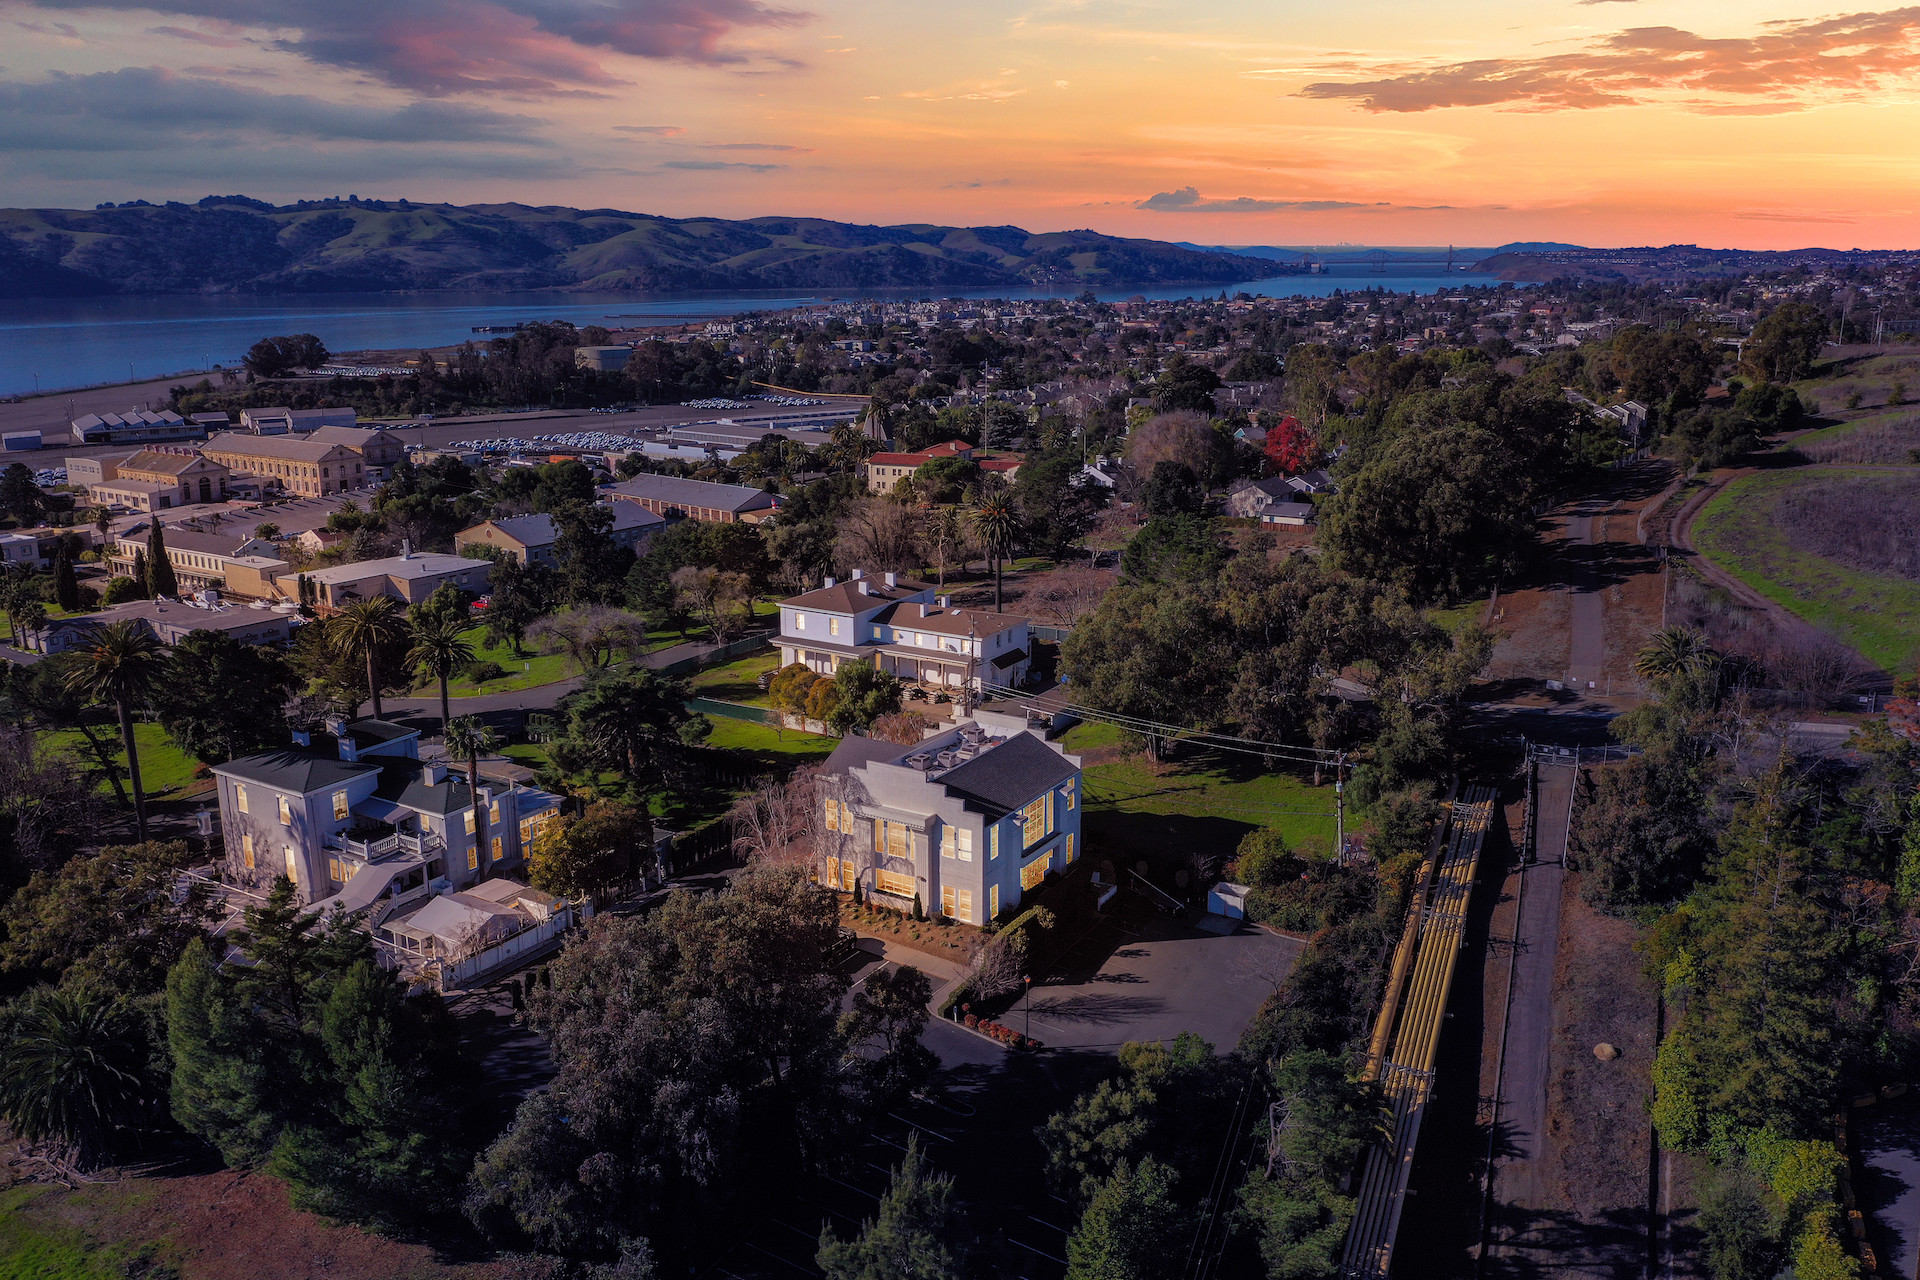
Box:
1334;751;1347;865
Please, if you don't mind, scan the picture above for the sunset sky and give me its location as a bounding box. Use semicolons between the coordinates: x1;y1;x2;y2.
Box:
5;0;1919;248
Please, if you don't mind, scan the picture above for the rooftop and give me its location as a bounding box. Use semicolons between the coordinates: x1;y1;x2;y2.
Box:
203;431;354;462
600;473;779;512
871;602;1025;639
784;572;932;613
299;552;488;584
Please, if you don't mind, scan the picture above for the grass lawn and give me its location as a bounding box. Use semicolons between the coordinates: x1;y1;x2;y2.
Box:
1061;721;1339;864
0;1183;168;1280
45;720;200;798
688;648;781;705
700;715;837;763
436;626;576;696
1692;468;1920;674
1428;597;1489;635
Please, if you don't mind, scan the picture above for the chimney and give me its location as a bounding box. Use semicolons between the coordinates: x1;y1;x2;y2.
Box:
400;539;412;560
883;571;898;588
823;575;837;589
937;595;951;608
857;580;871;595
850;568;864;580
918;602;930;618
291;726;311;747
422;761;446;786
337;732;359;763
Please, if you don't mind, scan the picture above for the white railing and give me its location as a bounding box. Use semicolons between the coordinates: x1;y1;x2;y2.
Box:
437;905;576;988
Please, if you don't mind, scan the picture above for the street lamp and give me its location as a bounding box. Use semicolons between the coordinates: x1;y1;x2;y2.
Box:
1024;975;1032;1039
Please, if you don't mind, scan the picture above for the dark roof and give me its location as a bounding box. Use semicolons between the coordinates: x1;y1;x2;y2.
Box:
216;750;380;793
935;733;1078;817
373;759;474;815
784;576;931;613
988;647;1030;670
871;601;1022;638
600;473;777;512
344;718;418;746
479;503;663;549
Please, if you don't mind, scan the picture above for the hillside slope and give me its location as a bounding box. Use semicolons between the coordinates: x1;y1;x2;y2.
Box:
0;197;1284;297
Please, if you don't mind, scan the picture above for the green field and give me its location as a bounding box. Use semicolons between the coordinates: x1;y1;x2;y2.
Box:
0;1183;172;1280
1061;721;1339;866
699;715;837;763
1692;468;1920;674
46;720;200;798
688;648;781;705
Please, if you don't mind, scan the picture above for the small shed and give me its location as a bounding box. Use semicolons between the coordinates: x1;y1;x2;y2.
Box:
1207;882;1250;920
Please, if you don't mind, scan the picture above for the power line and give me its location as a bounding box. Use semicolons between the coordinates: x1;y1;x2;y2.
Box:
980;681;1338;765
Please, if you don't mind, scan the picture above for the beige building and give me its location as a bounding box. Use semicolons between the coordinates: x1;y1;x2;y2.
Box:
454;504;664;567
89;448;232;510
201;432;367;498
108;524;282;593
288;549;493;611
307;425;405;476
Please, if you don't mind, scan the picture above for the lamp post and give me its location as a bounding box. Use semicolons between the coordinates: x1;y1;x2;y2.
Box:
1024;974;1032;1039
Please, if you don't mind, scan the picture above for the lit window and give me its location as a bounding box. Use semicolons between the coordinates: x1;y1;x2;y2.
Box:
825;797;841;831
990;884;999;918
841;860;856;893
235;784;249;814
989;824;1000;859
957;889;973;923
1022;795;1049;848
1021;852;1051;891
278;795;292;826
491;836;503;862
332;790;349;820
941;885;956;917
465;810;476;835
827;856;841;888
940;825;955;859
956;828;973;861
240;833;254;869
284;847;299;882
875;868;914;898
793;612;806;631
829;617;840;636
1064;779;1076;811
467;845;478;871
1065;833;1076;863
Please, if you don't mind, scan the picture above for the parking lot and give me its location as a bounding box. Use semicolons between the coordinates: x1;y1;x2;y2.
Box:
698;900;1298;1280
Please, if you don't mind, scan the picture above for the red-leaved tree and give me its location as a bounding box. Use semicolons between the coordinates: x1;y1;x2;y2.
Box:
1262;415;1320;475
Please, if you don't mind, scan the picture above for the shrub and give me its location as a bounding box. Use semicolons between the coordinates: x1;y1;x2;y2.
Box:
465;659;507;684
964;1014;978;1029
102;575;143;605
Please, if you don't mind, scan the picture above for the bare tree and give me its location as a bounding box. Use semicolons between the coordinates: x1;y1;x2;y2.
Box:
529;606;650;670
1019;563;1115;625
870;711;930;746
835;497;923;578
672;566;754;644
729;765;820;865
964;928;1029;1001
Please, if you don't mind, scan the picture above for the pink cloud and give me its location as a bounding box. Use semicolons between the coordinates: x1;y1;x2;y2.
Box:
1299;6;1920;112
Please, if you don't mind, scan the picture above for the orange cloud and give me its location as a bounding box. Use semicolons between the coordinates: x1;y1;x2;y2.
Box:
1300;6;1920;113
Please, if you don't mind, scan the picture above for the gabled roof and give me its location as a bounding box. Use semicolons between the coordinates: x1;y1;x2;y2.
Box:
202;432;356;463
119;450;219;477
600;473;777;512
870;602;1024;638
935;732;1079;817
372;759;474;815
784;575;932;613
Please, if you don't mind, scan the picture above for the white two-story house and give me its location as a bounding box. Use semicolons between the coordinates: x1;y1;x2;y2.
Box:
211;717;562;921
819;711;1081;924
777;569;1032;692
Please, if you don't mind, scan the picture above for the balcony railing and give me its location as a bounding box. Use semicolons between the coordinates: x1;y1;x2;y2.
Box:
326;830;443;861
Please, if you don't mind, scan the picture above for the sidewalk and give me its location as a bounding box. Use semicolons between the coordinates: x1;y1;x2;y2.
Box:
854;934;971;1018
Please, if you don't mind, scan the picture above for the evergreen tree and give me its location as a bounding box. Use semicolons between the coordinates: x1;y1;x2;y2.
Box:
52;543;80;612
1066;1157;1187;1280
166;936;278;1165
817;1135;971;1280
131;550;149;598
146;520;178;597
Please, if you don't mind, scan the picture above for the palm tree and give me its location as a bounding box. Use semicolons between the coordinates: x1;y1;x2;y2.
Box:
63;620;166;841
446;715;501;882
969;493;1020;612
0;987;154;1169
327;596;408;719
408;611;476;733
1635;625;1719;686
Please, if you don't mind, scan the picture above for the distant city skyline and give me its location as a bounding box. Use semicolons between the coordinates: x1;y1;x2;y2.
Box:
5;0;1917;249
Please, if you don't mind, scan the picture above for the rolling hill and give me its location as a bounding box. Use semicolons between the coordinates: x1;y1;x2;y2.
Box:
0;196;1281;297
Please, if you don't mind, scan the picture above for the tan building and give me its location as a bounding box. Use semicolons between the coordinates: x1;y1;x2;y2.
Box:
600;474;780;524
454;504;664;568
200;432;367;498
91;448;232;509
108;525;281;593
64;452;134;492
288;549;493;611
307;425;405;475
